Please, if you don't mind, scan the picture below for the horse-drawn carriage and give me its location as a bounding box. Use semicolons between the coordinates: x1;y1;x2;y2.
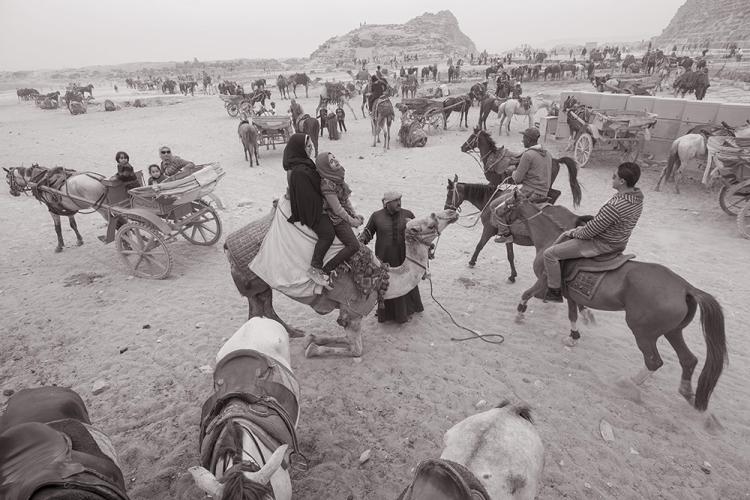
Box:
253;115;294;150
11;163;225;279
592;74;662;96
397;98;445;132
566;104;657;168
704;136;750;237
219;90;270;117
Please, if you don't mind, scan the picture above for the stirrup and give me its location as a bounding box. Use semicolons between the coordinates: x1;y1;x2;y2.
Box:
494;234;514;244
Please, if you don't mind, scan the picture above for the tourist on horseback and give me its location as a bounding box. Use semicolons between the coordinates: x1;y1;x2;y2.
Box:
283;134;334;288
147;164;164;186
159;146;195;178
542;162;644;303
495;128;553;244
360;191;424;323
311;152;363;285
114;151;139;187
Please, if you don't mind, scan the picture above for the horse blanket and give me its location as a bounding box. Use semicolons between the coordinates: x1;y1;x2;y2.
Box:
199;348;300;470
0;387;129;500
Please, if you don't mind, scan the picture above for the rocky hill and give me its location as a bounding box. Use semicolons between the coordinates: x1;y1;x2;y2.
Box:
653;0;750;49
310;11;477;63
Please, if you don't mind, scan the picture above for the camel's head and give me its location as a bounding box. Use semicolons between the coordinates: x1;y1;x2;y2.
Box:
405;210;458;246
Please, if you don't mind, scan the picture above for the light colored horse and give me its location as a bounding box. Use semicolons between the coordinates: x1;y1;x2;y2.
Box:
497;98;548;135
397;401;544;500
371;97;394;150
190;317;300;500
5;165;109;252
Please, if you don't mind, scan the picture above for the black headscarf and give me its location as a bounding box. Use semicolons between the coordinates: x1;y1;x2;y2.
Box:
283;133;315;172
285;133;323;227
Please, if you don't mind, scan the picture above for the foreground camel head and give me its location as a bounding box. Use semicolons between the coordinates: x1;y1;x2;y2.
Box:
440;402;544;500
189;444;288;499
406;210;459;244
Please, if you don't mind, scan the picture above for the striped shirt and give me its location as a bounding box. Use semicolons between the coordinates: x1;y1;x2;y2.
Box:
572;188;643;247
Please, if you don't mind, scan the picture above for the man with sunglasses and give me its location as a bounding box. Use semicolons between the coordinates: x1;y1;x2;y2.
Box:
159;146;195;178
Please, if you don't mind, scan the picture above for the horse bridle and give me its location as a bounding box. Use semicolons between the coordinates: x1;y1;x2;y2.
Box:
462;130;513;175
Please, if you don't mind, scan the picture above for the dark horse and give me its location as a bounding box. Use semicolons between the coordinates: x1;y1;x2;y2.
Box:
477;96;507;130
0;386;129;499
448;128;581;280
496;190;726;412
442;95;472;129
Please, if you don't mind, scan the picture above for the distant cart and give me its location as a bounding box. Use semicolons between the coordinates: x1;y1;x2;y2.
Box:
705;136;750;238
398;98;445;132
594;74;663;96
253;115;294;150
568;108;658;168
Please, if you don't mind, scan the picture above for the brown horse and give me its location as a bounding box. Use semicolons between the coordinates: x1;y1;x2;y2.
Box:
5;165;109;252
237;119;260;166
477;96;506;130
442;95;471;129
371;97;394;150
496;190;726;411
295;114;320;156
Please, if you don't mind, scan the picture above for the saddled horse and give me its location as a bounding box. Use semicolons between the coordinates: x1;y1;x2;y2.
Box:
452;128;581;278
497;97;546;135
5;164;111;252
397;401;544;500
190;317;304;500
495;190;726;411
371;97;394;150
0;386;130;499
477;96;506;130
442;95;472;129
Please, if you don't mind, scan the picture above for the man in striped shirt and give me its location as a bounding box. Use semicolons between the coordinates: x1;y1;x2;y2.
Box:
543;162;644;303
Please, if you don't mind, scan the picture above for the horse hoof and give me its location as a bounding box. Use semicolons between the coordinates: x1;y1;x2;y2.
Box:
76;240;84;247
467;262;475;268
304;342;319;358
55;247;63;253
562;336;578;347
507;276;516;284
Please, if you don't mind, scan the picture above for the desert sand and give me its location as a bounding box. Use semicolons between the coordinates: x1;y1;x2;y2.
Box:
1;74;749;499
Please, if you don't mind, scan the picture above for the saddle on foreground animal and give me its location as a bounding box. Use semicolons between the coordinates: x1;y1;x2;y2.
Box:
454;128;582;280
371;96;394;150
397;401;544;500
189;317;304;500
223;197;458;358
0;386;130;499
656;120;750;193
492;188;726;411
5;164;110;252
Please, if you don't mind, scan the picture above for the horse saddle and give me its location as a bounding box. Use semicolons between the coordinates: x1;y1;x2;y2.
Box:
296;113;311;130
561;252;635;300
397;458;490;500
0;388;129;500
199;349;300;469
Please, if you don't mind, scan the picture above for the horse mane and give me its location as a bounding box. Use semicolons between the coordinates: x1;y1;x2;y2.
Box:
478;130;498;153
215;422;272;500
459;182;496;200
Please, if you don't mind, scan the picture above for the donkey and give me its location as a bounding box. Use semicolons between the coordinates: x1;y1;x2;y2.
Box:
397;401;544;500
190;317;303;500
371;97;394;150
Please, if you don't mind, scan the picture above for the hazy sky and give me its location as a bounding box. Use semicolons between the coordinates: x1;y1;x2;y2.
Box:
0;0;685;71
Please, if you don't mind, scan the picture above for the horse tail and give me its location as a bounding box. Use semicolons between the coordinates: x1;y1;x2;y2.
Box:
689;287;727;411
558;156;582;207
663;141;681;182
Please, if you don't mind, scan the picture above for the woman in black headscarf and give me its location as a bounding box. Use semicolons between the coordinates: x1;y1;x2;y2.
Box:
283;133;335;287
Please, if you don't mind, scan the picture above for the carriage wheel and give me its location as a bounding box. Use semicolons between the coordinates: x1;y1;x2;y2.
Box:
425;109;443;131
226;103;239;117
178;200;222;246
239;100;253;116
718;180;750;216
737;200;750;239
574;133;593;167
116;221;172;279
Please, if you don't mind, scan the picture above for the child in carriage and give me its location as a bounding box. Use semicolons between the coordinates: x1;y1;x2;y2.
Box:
307;152;363;287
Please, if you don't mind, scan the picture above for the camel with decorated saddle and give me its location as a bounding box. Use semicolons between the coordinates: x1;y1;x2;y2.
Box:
224;197;458;358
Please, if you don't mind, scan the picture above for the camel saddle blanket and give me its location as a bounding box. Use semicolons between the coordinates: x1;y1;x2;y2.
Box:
0;387;129;500
397;458;490;500
562;253;635;301
249;196;346;298
199;349;300;470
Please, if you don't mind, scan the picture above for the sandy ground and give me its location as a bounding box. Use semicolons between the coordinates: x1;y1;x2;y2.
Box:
1;76;749;500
